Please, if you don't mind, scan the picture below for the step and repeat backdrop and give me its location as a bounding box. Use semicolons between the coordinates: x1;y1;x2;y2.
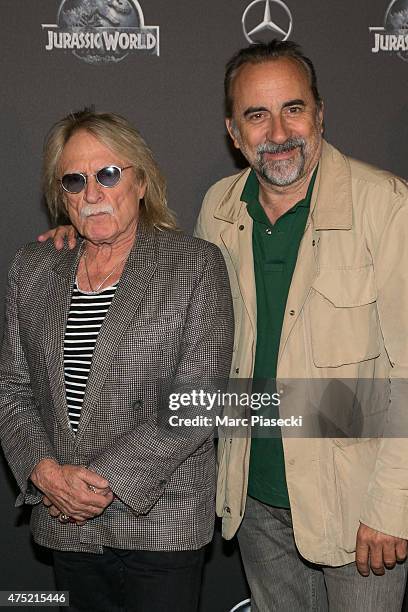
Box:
0;1;407;610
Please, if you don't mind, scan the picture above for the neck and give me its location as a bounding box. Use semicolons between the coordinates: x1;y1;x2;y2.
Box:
84;216;138;264
77;226;137;293
84;231;135;265
256;165;316;225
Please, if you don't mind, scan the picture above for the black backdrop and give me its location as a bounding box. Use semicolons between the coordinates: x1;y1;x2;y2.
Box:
1;1;407;610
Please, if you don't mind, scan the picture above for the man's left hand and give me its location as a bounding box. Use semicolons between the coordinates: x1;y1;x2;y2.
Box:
42;495;86;525
356;523;407;576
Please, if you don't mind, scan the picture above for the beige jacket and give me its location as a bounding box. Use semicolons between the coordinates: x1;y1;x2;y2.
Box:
194;140;408;566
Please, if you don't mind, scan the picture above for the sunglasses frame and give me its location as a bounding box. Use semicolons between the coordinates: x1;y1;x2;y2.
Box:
60;164;133;194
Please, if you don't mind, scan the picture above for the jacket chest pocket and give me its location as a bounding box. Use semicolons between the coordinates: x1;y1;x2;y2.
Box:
310;266;380;367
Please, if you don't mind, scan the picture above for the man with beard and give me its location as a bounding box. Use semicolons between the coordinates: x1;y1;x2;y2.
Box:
194;40;408;610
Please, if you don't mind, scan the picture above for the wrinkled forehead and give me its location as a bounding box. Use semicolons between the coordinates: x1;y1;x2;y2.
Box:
59;129;126;173
230;57;314;112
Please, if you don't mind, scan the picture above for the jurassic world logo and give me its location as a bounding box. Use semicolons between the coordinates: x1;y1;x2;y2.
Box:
370;0;408;61
42;0;159;63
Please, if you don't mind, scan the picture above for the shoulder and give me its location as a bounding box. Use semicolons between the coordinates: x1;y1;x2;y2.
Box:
202;169;250;208
153;228;225;268
348;155;408;200
155;228;222;256
348;158;408;228
8;239;76;284
322;141;408;217
14;239;63;261
194;169;251;242
323;140;408;204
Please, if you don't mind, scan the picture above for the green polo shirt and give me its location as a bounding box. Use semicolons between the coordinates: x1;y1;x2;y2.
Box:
243;168;317;508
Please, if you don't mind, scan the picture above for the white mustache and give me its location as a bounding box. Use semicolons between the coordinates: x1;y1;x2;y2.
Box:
80;205;114;218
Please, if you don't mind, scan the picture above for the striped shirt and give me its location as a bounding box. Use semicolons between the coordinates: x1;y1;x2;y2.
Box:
63;282;117;433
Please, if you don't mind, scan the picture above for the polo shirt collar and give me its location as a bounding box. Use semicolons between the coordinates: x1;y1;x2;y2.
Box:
243;166;317;226
213;140;353;230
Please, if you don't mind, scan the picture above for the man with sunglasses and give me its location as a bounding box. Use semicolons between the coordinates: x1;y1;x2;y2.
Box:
0;109;233;611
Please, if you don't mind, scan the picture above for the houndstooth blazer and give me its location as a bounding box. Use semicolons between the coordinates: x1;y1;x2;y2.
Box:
0;222;234;553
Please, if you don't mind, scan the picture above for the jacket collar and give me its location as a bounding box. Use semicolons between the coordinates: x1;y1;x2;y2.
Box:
213;140;353;230
311;140;352;230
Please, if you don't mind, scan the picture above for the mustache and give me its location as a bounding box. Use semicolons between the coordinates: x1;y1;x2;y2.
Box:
256;137;305;156
80;204;114;218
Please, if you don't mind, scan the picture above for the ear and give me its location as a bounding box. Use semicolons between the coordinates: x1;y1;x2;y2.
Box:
225;118;241;150
138;180;147;201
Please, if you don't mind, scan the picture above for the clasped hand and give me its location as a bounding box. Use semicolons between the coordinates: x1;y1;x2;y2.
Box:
31;458;114;525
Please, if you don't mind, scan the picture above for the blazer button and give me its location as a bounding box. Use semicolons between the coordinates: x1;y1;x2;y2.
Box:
235;368;240;374
224;506;231;514
239;225;245;231
289;309;295;316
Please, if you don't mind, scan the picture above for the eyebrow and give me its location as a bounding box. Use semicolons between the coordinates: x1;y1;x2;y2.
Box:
282;99;306;108
243;106;268;118
242;99;306;118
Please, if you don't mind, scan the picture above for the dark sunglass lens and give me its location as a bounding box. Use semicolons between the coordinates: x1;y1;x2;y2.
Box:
61;173;85;193
97;166;121;187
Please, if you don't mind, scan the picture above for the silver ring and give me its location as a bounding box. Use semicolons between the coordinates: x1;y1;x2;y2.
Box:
59;513;71;524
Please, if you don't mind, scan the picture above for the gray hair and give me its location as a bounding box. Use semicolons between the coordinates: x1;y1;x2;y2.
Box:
43;108;178;229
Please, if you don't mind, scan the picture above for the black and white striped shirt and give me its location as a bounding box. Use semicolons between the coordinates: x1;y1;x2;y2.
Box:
63;283;117;432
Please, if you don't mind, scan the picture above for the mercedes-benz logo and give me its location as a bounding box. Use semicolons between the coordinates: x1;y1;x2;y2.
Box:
242;0;293;44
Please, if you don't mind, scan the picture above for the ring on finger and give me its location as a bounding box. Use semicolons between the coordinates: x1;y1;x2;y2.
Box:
58;513;71;524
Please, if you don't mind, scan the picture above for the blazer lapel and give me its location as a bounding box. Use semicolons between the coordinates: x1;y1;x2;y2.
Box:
42;244;82;436
75;223;158;443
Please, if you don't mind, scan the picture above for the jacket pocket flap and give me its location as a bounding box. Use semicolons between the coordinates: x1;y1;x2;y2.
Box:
312;266;376;307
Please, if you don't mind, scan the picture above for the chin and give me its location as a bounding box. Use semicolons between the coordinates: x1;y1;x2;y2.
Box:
85;233;117;244
82;220;117;243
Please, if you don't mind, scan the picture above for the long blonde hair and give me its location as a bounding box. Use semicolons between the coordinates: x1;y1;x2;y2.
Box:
43;108;178;229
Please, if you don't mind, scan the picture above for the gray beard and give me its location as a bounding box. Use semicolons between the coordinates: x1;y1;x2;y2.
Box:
255;138;306;186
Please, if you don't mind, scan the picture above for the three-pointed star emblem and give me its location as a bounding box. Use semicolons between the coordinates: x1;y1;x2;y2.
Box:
242;0;293;44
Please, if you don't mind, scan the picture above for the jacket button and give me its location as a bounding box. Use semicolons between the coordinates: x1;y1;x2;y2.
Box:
289;309;295;316
235;367;240;374
159;479;167;486
239;225;245;231
224;506;231;514
312;239;316;246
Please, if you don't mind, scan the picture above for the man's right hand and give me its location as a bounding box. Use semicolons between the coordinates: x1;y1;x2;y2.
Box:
37;225;77;250
30;458;113;522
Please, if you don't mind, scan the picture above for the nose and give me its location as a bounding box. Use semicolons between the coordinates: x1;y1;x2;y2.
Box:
84;175;103;203
266;115;289;144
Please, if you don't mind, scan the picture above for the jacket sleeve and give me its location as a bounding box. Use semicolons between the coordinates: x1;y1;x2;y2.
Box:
0;249;57;506
360;185;408;538
88;243;234;514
